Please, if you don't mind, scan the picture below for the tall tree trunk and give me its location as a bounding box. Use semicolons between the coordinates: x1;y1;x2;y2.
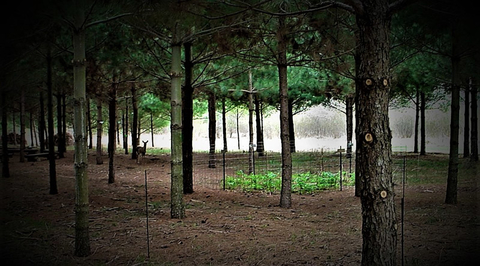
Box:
56;93;65;158
62;94;67;152
1;89;10;178
170;39;185;219
96;97;103;165
182;42;194;194
150;112;155;147
278;15;292;208
108;79;117;184
287;98;296;153
471;84;478;161
420;92;426;155
131;84;138;160
236;108;241;150
446;23;460;205
72;2;90;256
464;81;470;158
255;94;265;156
222;98;228;152
355;1;396;264
414;89;419;153
29;111;35;146
248;70;254;174
47;47;58;195
39;91;46;152
124;97;129;155
208;91;216;168
87;97;92;149
20;88;25;163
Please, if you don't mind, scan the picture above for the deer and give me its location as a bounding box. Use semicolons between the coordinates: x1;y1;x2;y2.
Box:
136;140;149;164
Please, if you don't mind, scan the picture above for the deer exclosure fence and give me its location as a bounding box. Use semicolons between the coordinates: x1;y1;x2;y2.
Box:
192;146;358;191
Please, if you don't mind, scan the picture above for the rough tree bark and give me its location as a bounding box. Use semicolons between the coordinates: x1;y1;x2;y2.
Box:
182;41;194;194
353;0;397;264
108;78;117;184
72;0;90;256
208;90;216;168
170;34;185;219
278;15;292;208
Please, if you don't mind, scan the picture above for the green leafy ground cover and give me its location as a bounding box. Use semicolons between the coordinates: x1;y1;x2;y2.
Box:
224;170;355;194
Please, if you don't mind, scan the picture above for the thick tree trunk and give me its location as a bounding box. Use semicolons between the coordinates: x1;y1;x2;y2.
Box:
72;3;90;256
108;79;117;184
208;91;216;168
47;49;58;195
355;1;397;265
471;84;478;161
182;42;194;194
278;15;292;208
170;40;185;219
96;97;103;165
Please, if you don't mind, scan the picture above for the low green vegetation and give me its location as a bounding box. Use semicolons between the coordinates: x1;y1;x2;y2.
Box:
224;171;354;194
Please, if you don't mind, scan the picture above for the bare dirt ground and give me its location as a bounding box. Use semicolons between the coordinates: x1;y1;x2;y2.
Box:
1;151;479;265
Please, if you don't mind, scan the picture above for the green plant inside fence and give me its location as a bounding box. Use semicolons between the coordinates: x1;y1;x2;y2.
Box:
224;171;355;194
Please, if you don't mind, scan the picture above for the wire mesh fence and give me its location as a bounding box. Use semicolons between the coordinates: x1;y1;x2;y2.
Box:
192;146;357;191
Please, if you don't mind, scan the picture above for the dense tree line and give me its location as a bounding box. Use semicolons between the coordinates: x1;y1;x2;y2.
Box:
1;0;478;265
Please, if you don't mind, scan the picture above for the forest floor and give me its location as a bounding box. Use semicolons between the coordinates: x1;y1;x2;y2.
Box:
1;151;479;265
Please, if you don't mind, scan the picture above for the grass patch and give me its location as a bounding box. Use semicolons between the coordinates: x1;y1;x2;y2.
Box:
224;170;354;194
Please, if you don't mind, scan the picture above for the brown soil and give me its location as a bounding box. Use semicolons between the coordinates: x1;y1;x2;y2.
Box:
1;152;479;265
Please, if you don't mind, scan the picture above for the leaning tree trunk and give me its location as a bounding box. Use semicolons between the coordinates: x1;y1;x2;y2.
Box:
278;15;292;208
72;2;90;256
182;41;194;194
108;79;117;184
355;1;397;265
170;38;185;219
